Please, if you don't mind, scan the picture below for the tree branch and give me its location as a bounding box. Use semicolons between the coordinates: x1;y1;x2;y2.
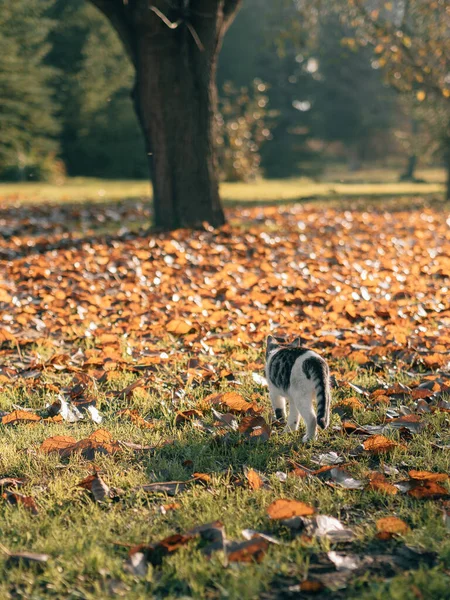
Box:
223;0;243;27
89;0;137;67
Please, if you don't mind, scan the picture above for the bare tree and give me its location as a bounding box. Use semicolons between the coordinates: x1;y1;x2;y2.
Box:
89;0;242;229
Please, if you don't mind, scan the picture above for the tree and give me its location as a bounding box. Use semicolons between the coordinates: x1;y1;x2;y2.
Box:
337;0;450;197
47;2;148;179
0;0;59;180
88;0;242;230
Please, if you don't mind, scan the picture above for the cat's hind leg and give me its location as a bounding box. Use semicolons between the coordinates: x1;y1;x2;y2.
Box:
297;398;317;442
268;382;286;421
284;400;300;432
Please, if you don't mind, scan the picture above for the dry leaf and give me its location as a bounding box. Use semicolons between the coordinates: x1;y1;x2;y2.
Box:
267;499;315;520
244;468;265;491
376;516;409;539
363;435;400;453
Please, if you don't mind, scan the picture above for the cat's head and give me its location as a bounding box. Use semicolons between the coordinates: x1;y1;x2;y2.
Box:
266;335;301;358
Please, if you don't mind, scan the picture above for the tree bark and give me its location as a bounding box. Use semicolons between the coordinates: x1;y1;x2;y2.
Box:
89;0;242;230
400;154;417;181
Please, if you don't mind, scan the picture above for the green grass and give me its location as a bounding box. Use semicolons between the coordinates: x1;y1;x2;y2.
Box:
0;361;449;600
0;167;445;206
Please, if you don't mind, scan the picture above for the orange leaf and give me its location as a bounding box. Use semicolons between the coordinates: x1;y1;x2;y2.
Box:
407;481;449;499
408;470;448;482
245;468;264;491
166;319;196;335
363;435;400;454
376;516;409;538
40;435;77;454
205;391;263;415
267;499;315;520
2;410;41;425
88;429;113;443
227;537;269;563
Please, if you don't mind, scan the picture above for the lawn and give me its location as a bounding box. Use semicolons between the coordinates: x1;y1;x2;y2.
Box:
0;182;449;599
0;167;445;206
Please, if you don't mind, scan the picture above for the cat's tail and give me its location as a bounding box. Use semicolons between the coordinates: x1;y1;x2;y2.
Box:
303;356;331;429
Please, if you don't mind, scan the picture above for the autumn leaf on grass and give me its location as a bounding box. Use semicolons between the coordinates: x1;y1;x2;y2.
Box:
77;472;121;503
407;480;450;499
205;391;263;415
40;429;120;460
227;537;269;563
376;516;409;540
366;472;398;495
136;481;191;496
332;397;364;417
166;319;197;335
267;499;315;520
244;467;266;491
239;415;271;442
362;435;402;454
408;470;448;483
117;409;154;429
40;435;77;454
125;538;184;575
192;472;212;486
387;414;425;434
175;409;203;425
2;410;41;425
159;503;181;515
3;491;38;515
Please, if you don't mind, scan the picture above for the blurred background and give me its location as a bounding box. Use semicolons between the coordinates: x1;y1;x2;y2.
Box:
0;0;448;188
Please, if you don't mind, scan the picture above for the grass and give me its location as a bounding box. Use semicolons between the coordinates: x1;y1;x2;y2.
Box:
0;363;449;600
0;182;449;599
0;167;445;206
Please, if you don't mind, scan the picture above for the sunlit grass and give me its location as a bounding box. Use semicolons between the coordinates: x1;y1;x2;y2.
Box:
0;167;445;206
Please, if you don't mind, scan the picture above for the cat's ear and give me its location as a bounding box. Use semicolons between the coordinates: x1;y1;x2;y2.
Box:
293;336;302;347
267;335;276;345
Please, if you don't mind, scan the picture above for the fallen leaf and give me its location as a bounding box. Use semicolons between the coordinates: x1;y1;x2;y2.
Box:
175;409;203;425
244;467;265;491
227;537;269;563
2;410;41;425
408;470;448;482
137;481;190;496
376;516;409;539
267;499;315;520
3;491;38;514
166;319;196;335
239;415;271;442
205;391;263;415
363;435;401;454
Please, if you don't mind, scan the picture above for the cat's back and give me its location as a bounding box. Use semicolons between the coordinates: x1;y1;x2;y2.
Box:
267;346;318;391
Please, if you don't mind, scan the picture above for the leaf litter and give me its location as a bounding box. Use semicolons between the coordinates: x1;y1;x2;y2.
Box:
1;201;450;593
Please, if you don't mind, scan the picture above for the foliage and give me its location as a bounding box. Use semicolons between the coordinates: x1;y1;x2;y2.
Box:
0;191;449;596
216;80;274;181
46;1;148;179
0;0;60;181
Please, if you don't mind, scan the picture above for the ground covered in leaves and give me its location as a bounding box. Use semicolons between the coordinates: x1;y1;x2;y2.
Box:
1;194;450;599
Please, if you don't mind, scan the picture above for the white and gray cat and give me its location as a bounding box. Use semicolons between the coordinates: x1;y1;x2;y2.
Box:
265;335;331;441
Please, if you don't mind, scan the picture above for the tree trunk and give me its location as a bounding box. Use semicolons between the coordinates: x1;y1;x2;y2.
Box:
400;154;417;181
400;119;418;181
90;0;242;231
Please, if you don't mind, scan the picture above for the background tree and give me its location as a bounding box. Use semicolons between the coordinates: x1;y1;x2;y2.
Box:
88;0;242;230
47;1;148;179
0;0;60;181
336;0;450;196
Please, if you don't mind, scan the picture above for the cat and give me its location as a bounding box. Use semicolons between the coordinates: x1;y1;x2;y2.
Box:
265;335;331;441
